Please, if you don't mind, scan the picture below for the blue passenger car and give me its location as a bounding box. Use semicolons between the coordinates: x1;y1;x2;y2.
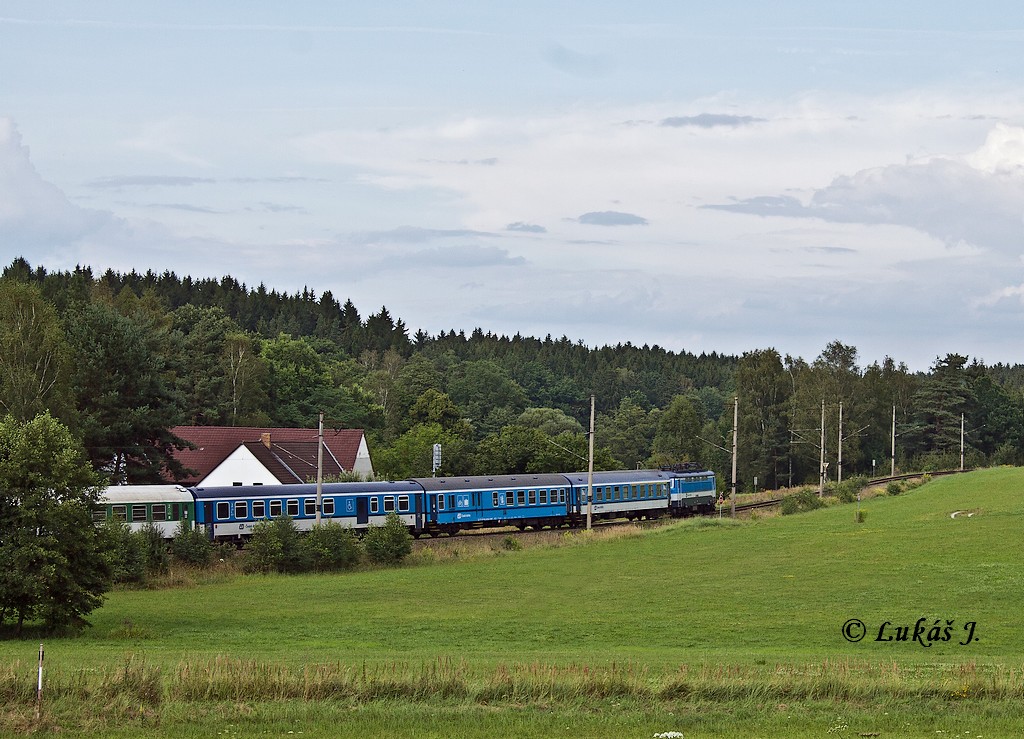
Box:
561;469;674;522
413;474;572;534
192;480;424;541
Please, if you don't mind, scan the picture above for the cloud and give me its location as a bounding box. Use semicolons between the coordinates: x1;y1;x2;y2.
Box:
353;225;498;244
505;222;546;233
704;124;1024;253
660;113;766;128
85;175;215;188
543;43;612;78
0;118;113;246
576;211;648;226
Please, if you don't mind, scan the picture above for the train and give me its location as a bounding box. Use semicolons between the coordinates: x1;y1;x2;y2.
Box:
94;466;718;542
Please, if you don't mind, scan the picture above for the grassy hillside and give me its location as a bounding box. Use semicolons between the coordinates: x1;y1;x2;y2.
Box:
2;467;1023;736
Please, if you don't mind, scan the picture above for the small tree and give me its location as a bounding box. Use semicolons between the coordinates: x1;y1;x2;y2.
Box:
0;413;110;633
99;520;147;584
301;522;362;572
363;512;413;565
171;520;212;567
245;517;310;573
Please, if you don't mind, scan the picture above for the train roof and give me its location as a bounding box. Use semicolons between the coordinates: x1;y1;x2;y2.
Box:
412;473;570;493
100;485;194;504
560;469;676;486
190;480;421;500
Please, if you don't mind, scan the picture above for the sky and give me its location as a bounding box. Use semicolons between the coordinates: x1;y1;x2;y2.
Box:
3;2;1024;371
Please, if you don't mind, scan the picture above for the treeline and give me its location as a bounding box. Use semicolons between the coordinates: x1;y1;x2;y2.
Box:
3;257;1024;491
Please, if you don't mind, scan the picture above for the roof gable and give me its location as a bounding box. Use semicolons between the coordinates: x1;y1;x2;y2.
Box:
171;426;366;485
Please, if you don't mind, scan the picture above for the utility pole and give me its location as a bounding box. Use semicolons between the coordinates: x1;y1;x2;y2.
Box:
890;405;896;477
837;401;843;484
316;411;324;525
730;396;738;518
587;394;595;530
818;399;826;497
960;413;965;472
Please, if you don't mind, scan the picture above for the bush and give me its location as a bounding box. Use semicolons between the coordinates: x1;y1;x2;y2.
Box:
364;512;413;565
101;520;147;584
301;522;361;571
171;520;212;567
886;481;902;496
780;488;826;515
245;517;310;573
139;523;170;576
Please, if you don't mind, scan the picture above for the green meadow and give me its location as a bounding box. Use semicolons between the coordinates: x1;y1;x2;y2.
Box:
3;468;1023;737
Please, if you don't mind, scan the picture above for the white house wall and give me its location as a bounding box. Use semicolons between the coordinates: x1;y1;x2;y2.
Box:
200;446;282;487
353;436;374;477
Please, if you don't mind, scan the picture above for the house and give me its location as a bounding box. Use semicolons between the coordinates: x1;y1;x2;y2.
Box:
170;426;373;487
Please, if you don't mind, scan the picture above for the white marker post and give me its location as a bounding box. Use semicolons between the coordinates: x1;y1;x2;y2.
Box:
35;643;43;721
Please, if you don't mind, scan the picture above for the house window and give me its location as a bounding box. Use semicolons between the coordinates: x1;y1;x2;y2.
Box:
270;500;282;518
216;502;230;520
152;504;167;521
286;499;299;517
323;498;335;516
252;500;266;518
398;495;410;512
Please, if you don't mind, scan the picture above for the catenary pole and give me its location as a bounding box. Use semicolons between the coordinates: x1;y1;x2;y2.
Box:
730;396;738;518
891;404;896;477
587;394;595;530
316;411;324;525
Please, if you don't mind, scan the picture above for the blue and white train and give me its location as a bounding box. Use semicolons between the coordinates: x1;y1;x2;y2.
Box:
98;466;717;542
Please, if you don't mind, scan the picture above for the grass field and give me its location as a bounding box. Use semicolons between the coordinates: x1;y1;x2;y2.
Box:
2;468;1023;736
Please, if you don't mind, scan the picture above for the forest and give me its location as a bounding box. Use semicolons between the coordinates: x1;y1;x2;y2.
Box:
3;256;1024;493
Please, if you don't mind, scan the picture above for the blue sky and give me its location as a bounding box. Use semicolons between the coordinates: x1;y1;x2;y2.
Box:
3;2;1024;370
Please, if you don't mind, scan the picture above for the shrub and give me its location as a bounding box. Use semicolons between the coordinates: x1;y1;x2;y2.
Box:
364;512;413;565
138;523;170;576
245;517;310;574
171;520;212;567
780;488;826;515
886;481;902;496
101;520;147;584
301;522;361;571
502;535;522;551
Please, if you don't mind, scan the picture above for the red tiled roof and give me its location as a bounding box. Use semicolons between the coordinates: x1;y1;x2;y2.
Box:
170;426;365;485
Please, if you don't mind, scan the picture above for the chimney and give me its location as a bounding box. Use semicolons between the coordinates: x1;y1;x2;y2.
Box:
260;432;271;448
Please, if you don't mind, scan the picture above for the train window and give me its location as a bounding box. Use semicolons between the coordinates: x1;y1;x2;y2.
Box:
270;500;282;518
252;500;266;518
398;495;410;512
216;502;230;520
92;508;107;523
436;494;445;511
492;492;499;507
448;495;455;510
172;503;181;520
304;499;316;516
286;499;299;517
232;482;242;486
516;490;526;506
323;498;335;516
235;501;247;519
370;497;379;514
539;489;547;504
112;505;127;522
384;496;396;513
528;490;536;505
132;505;147;522
505;492;513;507
558;489;565;503
152;504;167;521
